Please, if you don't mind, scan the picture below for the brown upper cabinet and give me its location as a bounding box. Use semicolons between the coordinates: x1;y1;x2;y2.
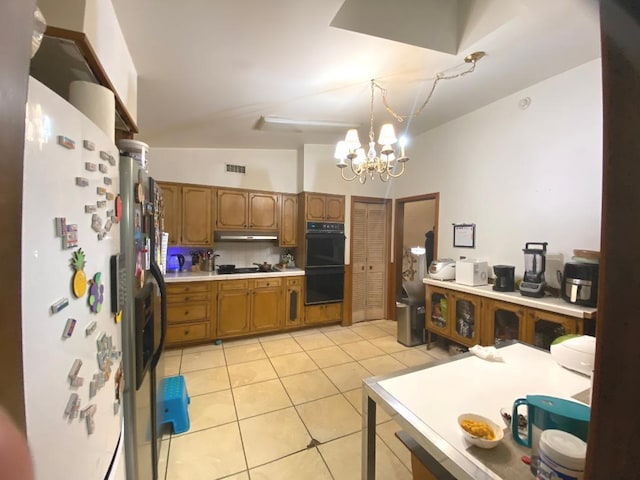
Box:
216;188;279;231
158;182;214;246
303;192;345;222
279;194;298;247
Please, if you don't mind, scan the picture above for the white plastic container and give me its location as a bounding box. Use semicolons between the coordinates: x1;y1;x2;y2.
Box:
455;259;488;286
536;429;586;480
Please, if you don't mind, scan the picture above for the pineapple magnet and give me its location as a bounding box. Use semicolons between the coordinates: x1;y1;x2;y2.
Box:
71;249;88;298
88;273;105;313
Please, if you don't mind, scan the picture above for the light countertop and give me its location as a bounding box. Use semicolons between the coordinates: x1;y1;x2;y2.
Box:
423;278;596;319
164;268;305;283
363;342;591;480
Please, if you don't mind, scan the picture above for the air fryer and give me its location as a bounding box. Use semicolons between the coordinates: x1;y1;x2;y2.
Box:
561;262;599;307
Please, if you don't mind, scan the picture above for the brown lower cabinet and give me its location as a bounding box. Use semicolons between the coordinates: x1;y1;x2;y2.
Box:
305;302;342;325
216;277;290;338
425;285;589;350
166;282;215;346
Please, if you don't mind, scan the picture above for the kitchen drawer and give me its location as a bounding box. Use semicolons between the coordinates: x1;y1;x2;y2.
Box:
253;278;282;288
166;293;209;304
218;279;250;291
166;283;209;295
286;277;303;286
167;302;209;324
166;322;209;344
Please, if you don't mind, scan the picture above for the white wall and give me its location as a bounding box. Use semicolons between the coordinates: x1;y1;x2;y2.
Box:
394;59;603;286
149;147;299;193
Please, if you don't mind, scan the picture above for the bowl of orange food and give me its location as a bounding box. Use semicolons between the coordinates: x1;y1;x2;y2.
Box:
457;413;504;449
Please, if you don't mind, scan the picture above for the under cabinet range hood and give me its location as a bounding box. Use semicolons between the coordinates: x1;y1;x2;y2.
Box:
214;231;278;242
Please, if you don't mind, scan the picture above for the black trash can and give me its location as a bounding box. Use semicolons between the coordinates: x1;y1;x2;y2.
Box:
396;297;426;347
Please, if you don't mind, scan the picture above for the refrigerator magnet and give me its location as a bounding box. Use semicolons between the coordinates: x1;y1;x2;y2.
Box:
98;164;108;174
63;224;78;249
91;214;103;232
106;192;114;201
50;297;69;314
64;393;79;417
89;380;97;398
86;415;96;435
114;310;122;323
54;217;67;237
76;177;89;187
84;205;97;213
114;195;122;222
96;186;107;196
85;320;97;336
62;318;76;338
96;200;107;208
70;249;88;298
68;359;82;381
83;140;95;151
104;177;112;185
99;151;114;164
85;162;97;172
134;183;145;203
57;135;75;149
88;273;105;313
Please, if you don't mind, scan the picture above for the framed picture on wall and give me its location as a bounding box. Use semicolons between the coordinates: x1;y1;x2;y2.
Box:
453;223;475;248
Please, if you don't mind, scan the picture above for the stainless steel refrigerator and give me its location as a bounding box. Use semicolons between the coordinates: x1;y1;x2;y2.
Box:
117;140;168;480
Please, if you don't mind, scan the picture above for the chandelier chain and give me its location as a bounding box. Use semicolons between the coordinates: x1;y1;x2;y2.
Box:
374;57;480;123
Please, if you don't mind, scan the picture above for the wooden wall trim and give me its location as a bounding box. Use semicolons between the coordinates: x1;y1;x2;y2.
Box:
0;0;36;430
342;263;353;326
586;1;640;477
393;192;440;311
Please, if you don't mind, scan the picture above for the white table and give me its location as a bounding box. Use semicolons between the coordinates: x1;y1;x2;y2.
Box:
361;343;591;479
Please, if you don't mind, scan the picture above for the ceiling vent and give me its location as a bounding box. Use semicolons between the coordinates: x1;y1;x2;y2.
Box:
225;163;246;174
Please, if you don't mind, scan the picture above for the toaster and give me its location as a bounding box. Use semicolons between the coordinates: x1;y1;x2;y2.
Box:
429;258;456;281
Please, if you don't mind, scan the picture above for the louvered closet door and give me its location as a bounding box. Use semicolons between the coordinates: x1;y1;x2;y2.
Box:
365;203;387;319
352;203;367;322
351;202;387;322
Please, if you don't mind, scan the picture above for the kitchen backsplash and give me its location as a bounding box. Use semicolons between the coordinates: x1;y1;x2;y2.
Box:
167;242;288;271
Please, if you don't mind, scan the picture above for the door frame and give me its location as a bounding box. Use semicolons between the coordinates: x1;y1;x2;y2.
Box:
391;193;440;319
345;196;392;325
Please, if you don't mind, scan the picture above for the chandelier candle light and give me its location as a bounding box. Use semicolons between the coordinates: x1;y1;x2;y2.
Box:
335;51;485;183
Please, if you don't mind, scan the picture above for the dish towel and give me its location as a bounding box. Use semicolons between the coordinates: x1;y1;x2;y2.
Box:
469;345;504;362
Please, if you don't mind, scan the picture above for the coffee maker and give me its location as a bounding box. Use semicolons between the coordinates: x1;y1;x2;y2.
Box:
520;242;548;298
493;265;515;292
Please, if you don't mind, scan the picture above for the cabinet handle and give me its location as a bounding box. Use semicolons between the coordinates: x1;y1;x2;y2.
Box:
369;265;372;270
184;330;189;335
361;266;365;271
185;311;189;316
185;297;189;302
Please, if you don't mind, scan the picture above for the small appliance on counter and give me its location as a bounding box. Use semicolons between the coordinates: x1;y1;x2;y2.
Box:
561;262;599;307
428;258;456;280
520;242;548;297
455;259;488;286
493;265;515;292
550;335;596;376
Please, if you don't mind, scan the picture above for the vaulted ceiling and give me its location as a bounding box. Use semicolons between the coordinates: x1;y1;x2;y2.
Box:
111;0;600;149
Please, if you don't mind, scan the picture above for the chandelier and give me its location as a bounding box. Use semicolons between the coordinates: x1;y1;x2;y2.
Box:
335;51;485;183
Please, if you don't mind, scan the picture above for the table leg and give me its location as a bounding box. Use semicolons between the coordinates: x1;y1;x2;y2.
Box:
362;393;376;479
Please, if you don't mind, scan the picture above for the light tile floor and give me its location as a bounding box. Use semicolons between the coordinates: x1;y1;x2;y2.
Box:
160;319;450;480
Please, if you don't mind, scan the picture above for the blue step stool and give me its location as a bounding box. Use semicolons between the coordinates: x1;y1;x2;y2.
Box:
161;375;190;434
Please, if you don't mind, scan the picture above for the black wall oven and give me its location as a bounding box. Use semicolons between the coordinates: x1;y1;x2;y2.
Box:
305;222;345;304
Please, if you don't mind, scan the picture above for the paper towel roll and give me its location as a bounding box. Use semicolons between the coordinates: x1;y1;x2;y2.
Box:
69;81;115;141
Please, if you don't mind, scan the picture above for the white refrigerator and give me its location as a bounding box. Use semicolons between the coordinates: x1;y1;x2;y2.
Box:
21;77;125;480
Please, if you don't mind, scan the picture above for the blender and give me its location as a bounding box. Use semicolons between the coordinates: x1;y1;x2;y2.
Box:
520;242;548;297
